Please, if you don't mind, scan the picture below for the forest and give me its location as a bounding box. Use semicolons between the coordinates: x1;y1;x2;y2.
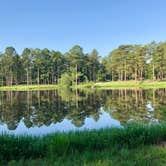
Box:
0;41;166;86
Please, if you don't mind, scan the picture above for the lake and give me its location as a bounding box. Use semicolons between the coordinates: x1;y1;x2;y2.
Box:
0;88;165;135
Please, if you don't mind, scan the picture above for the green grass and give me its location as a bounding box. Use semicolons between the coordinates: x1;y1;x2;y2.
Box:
0;84;58;91
1;80;166;91
75;80;166;89
94;80;166;89
2;123;166;165
6;146;166;166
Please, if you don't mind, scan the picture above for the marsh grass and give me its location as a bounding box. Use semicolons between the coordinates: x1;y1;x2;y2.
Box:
0;134;45;160
5;146;166;166
1;123;166;163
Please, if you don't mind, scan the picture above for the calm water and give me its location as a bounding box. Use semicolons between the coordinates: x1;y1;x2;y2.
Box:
0;89;165;135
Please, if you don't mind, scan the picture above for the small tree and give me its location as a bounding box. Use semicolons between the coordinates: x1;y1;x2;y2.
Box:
58;73;72;87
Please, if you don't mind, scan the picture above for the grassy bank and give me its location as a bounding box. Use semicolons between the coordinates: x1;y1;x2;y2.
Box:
86;80;166;89
0;84;58;91
1;80;166;91
2;123;166;165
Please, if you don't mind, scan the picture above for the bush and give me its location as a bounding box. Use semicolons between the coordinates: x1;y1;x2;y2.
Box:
58;73;72;87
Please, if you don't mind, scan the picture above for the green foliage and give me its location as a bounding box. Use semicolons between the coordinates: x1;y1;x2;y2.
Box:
1;123;166;163
58;73;72;87
0;124;166;165
5;146;166;166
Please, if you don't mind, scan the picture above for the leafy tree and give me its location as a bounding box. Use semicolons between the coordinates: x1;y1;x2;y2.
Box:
2;47;17;85
86;49;100;82
22;48;33;85
50;51;65;84
66;45;85;86
32;48;42;84
58;73;72;87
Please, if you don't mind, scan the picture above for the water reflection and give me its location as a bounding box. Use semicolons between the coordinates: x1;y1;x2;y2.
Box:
0;89;165;135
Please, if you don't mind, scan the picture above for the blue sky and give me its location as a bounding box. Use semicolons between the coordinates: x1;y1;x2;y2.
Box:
1;0;166;56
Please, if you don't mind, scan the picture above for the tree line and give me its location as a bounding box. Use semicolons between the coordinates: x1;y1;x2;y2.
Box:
0;41;166;86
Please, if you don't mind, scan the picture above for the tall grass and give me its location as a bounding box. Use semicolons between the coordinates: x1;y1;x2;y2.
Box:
0;134;45;160
1;123;166;162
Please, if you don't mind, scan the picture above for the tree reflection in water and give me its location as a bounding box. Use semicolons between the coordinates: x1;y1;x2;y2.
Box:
0;88;166;131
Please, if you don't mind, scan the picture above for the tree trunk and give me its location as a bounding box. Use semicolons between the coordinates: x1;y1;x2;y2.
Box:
121;71;123;81
119;72;121;81
111;71;114;81
153;64;155;81
124;61;127;81
57;65;59;84
135;68;137;81
10;72;13;86
140;69;143;80
37;68;40;85
75;64;78;86
124;71;127;81
27;69;29;85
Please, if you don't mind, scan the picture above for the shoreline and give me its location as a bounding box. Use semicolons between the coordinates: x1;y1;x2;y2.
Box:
1;81;166;91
